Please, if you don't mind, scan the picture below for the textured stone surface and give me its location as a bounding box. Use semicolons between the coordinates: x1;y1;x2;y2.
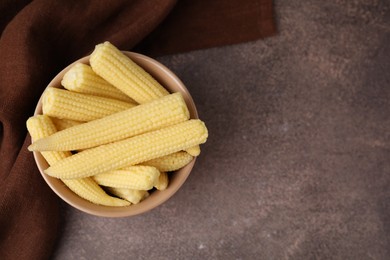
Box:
52;1;390;259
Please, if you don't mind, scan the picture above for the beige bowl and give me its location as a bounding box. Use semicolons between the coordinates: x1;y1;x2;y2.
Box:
33;52;198;217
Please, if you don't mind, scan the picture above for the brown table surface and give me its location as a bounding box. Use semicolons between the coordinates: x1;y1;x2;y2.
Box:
52;1;390;259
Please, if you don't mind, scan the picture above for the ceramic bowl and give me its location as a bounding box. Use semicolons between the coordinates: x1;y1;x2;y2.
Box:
32;52;198;217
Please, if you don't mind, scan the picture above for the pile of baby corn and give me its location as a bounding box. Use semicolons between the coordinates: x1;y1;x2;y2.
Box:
27;41;208;207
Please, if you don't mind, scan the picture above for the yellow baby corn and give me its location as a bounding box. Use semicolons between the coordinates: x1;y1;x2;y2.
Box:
44;119;208;179
26;115;129;207
154;172;168;191
29;93;189;151
26;115;72;164
142;151;194;172
90;41;169;104
105;187;149;204
42;88;135;121
62;178;130;206
93;166;160;190
185;145;201;157
61;63;135;103
50;117;83;131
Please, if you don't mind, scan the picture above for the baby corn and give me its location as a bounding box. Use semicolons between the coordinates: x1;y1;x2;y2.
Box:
185;145;201;157
50;117;83;131
154;172;169;191
29;93;189;151
62;178;130;207
105;187;149;204
93;166;160;190
44;119;208;179
90;41;169;104
61;63;135;103
26;115;130;207
42;88;135;121
26;115;72;164
142;151;194;172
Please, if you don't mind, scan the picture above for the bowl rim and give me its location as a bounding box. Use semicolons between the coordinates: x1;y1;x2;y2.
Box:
32;51;198;217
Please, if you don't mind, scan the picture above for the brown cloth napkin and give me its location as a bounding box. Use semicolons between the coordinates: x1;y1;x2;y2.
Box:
0;1;276;259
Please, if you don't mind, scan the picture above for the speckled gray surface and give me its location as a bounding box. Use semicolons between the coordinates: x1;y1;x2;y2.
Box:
52;1;390;259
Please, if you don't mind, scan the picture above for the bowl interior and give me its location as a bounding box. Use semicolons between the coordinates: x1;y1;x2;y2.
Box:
33;52;198;217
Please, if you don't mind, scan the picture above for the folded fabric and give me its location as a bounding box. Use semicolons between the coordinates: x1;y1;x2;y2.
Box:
136;0;276;56
0;0;276;259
